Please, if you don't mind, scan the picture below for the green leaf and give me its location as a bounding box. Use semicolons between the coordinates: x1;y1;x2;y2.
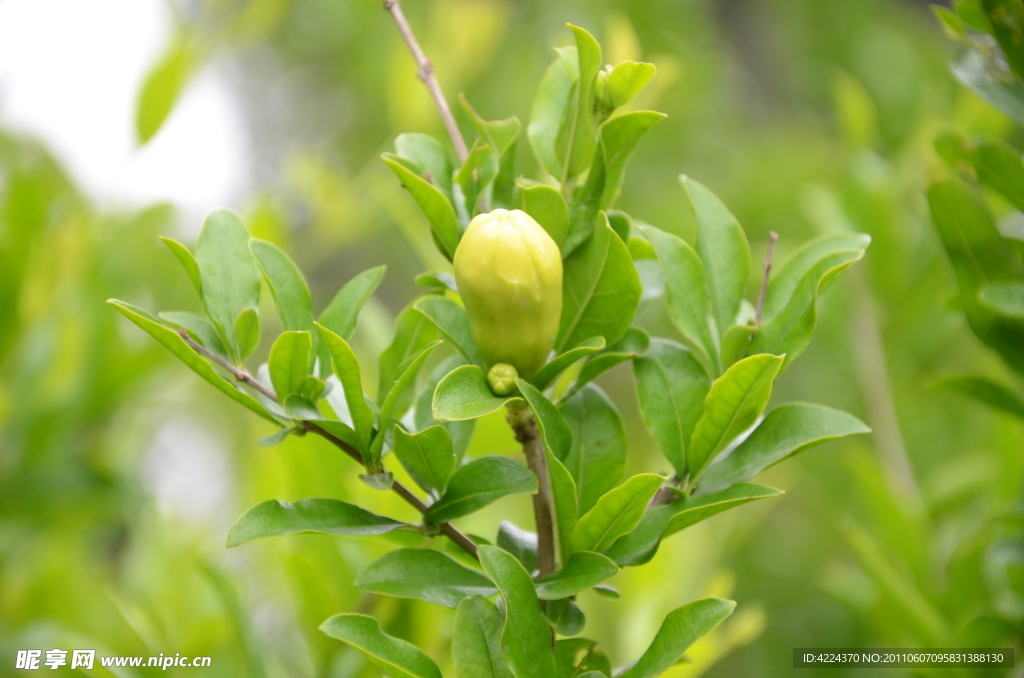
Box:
456;140;500;217
395;132;454;200
571;474;663;553
748;249;865;371
534;551;619;600
932;375;1024;419
934;5;968;41
415;356;477;459
159;310;228;361
497;521;538;574
379;304;439;405
461;95;522;208
640;224;720;376
599;111;666;210
687;354;784;481
555;639;611;677
605;61;657;109
517;380;573;460
558;215;642;352
617;598;736;678
518;183;569;248
683;176;751;334
282;394;322;421
383;153;460;260
696;403;871;495
528;47;577;179
425;456;538;523
371;341;441;464
981;281;1024;318
159;236;201;293
317;323;375;456
634;339;711;477
413;295;485;366
556;25;602;183
319;614;442;678
571;326;651;396
194;210;261;361
559;385;628;514
354;548;497;608
433;365;518;421
393;425;457;498
953;47;1024;126
226;498;407;547
249;239;314;341
981;0;1024;79
546;598;586;636
268;331;312;401
359;471;395;491
664;483;783;536
256;427;297;447
135;36;195;143
720;323;757;368
533;336;605;391
477;546;557;678
319;265;386;340
453;596;514;678
416;271;458;293
234;307;260;361
107;300;277;424
935;132;1024;213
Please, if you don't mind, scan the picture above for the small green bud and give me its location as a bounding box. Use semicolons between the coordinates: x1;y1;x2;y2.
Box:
487;363;519;396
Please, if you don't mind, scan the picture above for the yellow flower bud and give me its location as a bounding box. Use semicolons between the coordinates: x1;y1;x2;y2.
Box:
454;209;562;381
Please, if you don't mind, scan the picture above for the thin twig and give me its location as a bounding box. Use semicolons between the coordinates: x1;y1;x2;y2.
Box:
755;231;779;325
508;410;557;579
383;0;469;163
177;329;479;560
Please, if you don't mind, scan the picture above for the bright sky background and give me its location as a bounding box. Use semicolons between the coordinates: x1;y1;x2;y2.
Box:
0;0;246;228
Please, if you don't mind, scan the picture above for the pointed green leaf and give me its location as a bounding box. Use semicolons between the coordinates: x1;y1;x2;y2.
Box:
640;224;720;375
227;498;408;547
533;336;605;391
558;215;642;351
257;427;296;447
379;304;439;404
425;456;538;523
107;300;276;423
282;394;321;420
534;551;619;600
720;323;757;368
194;210;261;360
634;339;711;477
528;47;577;179
683;176;751;334
393;425;457;498
234;307;260;361
384;153;460;260
319;265;386;340
497;521;538;574
696;403;871;495
159;236;201;293
159;310;228;361
688;354;784;481
519;183;569;248
605;60;657;109
478;546;557;678
317;323;375;456
599;110;666;209
517;380;572;460
355;548;497;608
433;365;518;421
556;25;602;182
571;474;663;553
617;598;736;678
395;132;454;199
415;356;477;459
571;326;651;396
359;471;395;491
268;331;311;401
981;0;1024;79
559;385;628;514
249;238;314;336
664;483;783;536
135;36;195;143
453;596;514;678
461;95;521;208
413;295;485;366
371;341;441;463
456;140;499;217
319;614;442;678
555;639;611;677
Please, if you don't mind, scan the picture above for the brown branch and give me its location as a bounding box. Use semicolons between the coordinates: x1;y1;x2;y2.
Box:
383;0;469;163
177;329;479;560
508;410;557;579
755;231;779;325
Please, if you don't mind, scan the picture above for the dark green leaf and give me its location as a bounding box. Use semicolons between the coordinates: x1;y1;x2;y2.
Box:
227;498;407;547
555;639;612;677
395;132;454;200
393;425;457;498
664;483;783;536
371;341;441;463
319;265;386;340
936;132;1024;213
497;521;538;574
456;140;500;217
640;224;720;376
107;300;277;424
533;336;605;391
519;183;569;248
559;385;628;514
453;596;514;678
687;354;784;481
433;365;519;421
571;326;651;395
634;339;711;477
571;474;663;553
319;614;442;678
159;236;201;293
981;0;1024;79
696;403;871;495
558;216;642;351
413;295;485;366
932;375;1024;419
478;546;557;678
534;551;619;600
952;48;1024;126
383;153;460;260
617;598;736;678
379;304;440;404
425;456;538;523
268;331;312;401
546;598;586;636
355;548;497;608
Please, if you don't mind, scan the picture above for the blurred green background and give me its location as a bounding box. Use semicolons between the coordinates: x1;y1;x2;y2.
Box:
1;0;1022;676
